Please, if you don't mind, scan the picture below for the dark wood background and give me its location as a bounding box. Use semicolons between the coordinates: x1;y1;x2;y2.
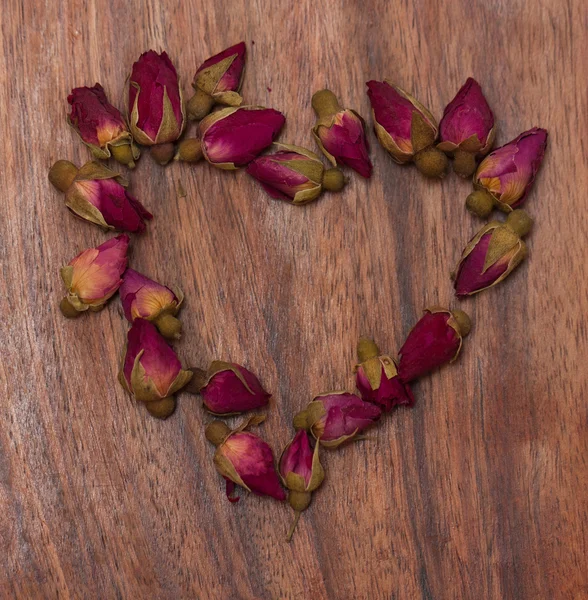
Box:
1;0;586;598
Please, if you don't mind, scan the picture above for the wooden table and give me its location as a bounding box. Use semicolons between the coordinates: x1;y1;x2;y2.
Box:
1;0;586;598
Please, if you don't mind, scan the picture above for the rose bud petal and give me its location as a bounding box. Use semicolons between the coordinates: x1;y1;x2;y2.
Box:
453;210;532;297
398;308;472;382
311;89;373;178
185;361;271;415
293;392;381;449
279;430;325;541
128;50;185;165
59;234;129;317
246;143;345;205
366;80;448;178
48;160;152;233
187;42;246;121
120;269;184;339
354;337;415;411
205;415;286;503
437;78;496;178
118;318;193;419
466;127;548;218
67;83;140;168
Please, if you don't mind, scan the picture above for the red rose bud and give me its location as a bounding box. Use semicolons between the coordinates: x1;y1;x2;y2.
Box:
120;269;184;339
466;127;548;217
59;234;129;317
67;84;140;168
279;430;325;541
186;361;271;415
48;160;152;233
128;50;185;165
437;78;496;178
398;308;471;382
246;143;345;205
354;337;414;411
205;415;286;503
187;42;246;121
119;318;193;419
293;392;381;448
311;89;373;178
453;210;532;297
366;80;448;178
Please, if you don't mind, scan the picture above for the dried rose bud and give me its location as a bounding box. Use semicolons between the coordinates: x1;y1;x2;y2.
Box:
311;89;373;178
466;127;548;217
354;337;414;411
437;78;495;178
279;430;325;541
119;318;193;419
293;392;381;448
246;143;345;205
120;269;184;339
205;415;286;503
67;84;140;168
453;210;532;297
128;50;185;165
48;160;152;233
187;42;246;121
186;361;270;415
59;234;129;317
366;80;448;178
398;308;471;382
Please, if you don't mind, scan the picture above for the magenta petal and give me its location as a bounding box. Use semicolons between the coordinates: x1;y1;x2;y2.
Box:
225;478;240;503
246;152;311;200
318;393;381;441
356;366;415;411
93;179;152;233
196;42;246;93
280;430;313;487
366;80;415;143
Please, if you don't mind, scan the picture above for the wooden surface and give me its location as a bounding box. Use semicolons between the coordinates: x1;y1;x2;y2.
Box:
1;0;586;598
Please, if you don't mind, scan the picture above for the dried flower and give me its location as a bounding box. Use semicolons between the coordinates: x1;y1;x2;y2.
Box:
366;80;448;178
246;143;345;204
437;78;495;177
187;42;246;121
120;269;184;339
205;415;286;503
67;83;139;168
398;308;471;382
453;210;532;297
118;318;193;419
59;234;129;317
48;160;152;233
186;361;270;415
311;89;373;178
354;337;414;411
128;50;185;165
466;128;548;217
279;430;324;541
293;392;381;448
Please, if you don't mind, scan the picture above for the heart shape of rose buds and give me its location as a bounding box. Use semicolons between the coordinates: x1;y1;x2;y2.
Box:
49;43;547;541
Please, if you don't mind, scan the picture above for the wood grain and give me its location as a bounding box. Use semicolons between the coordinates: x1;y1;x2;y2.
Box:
1;0;587;598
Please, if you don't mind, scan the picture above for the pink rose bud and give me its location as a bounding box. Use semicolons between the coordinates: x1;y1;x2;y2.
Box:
119;318;193;419
366;80;448;178
48;160;152;233
120;269;184;339
293;392;381;448
453;210;532;297
59;234;129;317
187;42;246;121
246;143;346;205
128;50;185;165
67;84;140;168
466;127;548;218
354;337;414;411
311;89;373;178
437;78;496;177
205;415;286;503
398;308;472;382
279;430;325;541
186;361;271;415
